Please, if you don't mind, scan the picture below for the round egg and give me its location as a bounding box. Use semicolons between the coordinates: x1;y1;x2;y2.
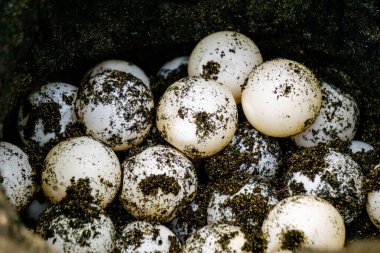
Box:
41;136;121;208
349;140;374;153
158;56;189;78
285;148;365;224
115;221;181;253
119;145;197;222
292;82;359;147
37;204;115;253
262;195;345;253
367;169;380;229
156;76;238;158
86;59;150;88
182;223;251;253
188;31;263;103
241;58;322;137
18;82;78;148
76;70;154;151
205;121;281;181
0;142;35;211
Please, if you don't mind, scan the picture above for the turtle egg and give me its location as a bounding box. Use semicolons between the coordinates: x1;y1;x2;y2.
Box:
241;58;322;137
262;195;345;253
115;221;181;253
86;59;150;88
292;82;359;147
76;70;154;151
349;140;374;153
366;165;380;229
188;31;263;103
182;223;251;253
119;145;197;222
156;76;238;158
0;142;35;211
18;82;78;148
41;136;121;208
158;56;189;78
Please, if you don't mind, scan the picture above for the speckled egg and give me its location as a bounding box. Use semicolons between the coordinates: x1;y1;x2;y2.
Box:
119;145;197;222
182;223;251;253
41;136;121;208
158;56;189;78
18;82;78;148
292;82;359;147
262;195;345;253
0;142;35;211
87;59;150;88
76;70;154;151
156;76;238;158
115;221;181;253
285;148;365;224
241;58;322;137
188;31;263;103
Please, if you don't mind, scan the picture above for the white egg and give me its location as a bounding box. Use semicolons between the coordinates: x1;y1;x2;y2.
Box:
158;56;189;78
41;136;121;208
349;140;374;153
119;145;197;222
292;82;359;147
262;195;345;253
76;70;154;151
367;182;380;229
156;76;238;158
0;142;35;211
241;58;322;137
188;31;263;103
87;59;150;88
115;221;181;253
18;82;78;148
182;223;250;253
37;204;115;253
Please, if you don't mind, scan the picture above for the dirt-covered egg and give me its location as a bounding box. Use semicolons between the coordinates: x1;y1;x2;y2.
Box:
156;76;237;158
241;58;321;137
119;145;197;222
86;59;150;88
367;168;380;229
37;203;115;253
115;221;181;252
41;136;121;208
349;140;374;153
262;195;345;253
158;56;189;79
188;31;263;103
205;121;281;181
285;148;364;224
76;70;154;151
0;142;35;211
182;223;251;253
18;82;78;148
292;82;359;147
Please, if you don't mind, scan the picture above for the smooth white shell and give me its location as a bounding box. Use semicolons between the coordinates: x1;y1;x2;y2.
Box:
349;140;374;153
158;56;189;78
292;82;359;147
262;195;345;253
188;31;263;103
0;142;35;211
156;76;238;158
120;145;197;222
241;58;322;137
41;136;121;208
87;59;150;88
182;223;250;253
18;82;78;147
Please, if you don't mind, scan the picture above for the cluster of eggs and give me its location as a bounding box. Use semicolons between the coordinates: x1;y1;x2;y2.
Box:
0;30;379;253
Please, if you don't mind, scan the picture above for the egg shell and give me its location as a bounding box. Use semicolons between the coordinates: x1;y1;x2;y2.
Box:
0;142;35;211
18;82;78;148
262;195;345;253
367;187;380;229
188;31;263;103
292;82;359;147
158;56;189;78
182;223;251;253
349;140;374;153
115;221;181;253
76;71;154;151
87;59;150;88
41;136;121;208
241;58;322;137
37;204;115;253
156;76;238;158
119;145;197;222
